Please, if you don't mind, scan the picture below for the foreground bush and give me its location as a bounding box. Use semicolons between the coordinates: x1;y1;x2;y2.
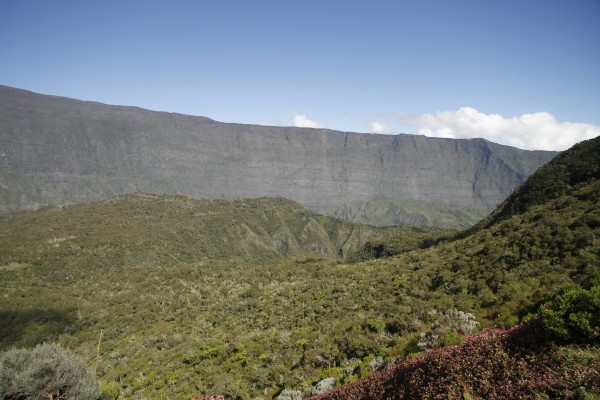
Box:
310;320;600;399
540;279;600;343
0;343;99;400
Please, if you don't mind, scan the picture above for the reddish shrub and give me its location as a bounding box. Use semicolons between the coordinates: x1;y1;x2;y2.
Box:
309;319;600;400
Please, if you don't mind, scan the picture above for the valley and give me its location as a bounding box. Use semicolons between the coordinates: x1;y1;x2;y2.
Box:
1;137;598;399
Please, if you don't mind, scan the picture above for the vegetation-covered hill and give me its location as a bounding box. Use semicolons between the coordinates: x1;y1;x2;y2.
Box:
333;197;488;229
310;137;600;399
0;193;423;270
0;138;598;399
473;135;600;231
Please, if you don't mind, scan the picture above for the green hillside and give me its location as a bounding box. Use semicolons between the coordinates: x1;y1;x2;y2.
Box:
475;136;600;230
333;197;489;229
0;194;416;271
0;138;598;399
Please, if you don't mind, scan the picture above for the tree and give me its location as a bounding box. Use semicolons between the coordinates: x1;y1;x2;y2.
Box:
0;343;99;400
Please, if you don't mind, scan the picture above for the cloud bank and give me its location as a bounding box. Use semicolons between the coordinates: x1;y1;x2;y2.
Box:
392;107;600;151
369;121;392;134
293;114;325;129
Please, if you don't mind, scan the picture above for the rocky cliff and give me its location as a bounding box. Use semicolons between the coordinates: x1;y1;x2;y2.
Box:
0;85;557;224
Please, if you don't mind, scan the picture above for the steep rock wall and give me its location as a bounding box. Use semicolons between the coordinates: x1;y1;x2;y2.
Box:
0;85;557;218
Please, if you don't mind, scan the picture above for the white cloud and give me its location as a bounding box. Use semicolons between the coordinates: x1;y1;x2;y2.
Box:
369;121;392;134
392;107;600;151
257;120;281;127
293;113;325;129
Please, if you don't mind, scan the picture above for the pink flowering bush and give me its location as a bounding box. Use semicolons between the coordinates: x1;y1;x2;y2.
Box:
309;319;599;400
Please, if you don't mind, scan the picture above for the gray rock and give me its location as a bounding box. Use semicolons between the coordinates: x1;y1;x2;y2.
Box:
0;85;558;226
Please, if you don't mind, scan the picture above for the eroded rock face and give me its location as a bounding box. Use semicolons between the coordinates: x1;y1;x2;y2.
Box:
0;85;557;219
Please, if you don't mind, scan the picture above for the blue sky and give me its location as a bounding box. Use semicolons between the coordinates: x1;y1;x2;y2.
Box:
1;0;599;150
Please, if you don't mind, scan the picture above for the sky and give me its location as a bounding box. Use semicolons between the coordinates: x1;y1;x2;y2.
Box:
1;0;599;151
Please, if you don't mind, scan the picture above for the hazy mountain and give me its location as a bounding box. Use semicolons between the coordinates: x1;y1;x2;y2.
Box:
0;85;557;226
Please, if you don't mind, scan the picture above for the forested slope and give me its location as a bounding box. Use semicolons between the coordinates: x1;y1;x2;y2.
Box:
310;137;600;399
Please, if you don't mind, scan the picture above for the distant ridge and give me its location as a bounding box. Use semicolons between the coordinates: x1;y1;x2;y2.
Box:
0;85;557;226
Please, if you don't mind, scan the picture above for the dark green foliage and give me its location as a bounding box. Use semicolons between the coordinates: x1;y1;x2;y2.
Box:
475;136;600;231
347;228;454;262
540;280;600;342
0;343;99;400
440;332;465;347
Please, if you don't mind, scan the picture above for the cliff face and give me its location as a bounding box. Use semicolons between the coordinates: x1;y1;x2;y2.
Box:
0;85;557;221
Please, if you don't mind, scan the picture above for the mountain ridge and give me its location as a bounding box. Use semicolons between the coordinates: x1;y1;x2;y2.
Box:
0;85;557;227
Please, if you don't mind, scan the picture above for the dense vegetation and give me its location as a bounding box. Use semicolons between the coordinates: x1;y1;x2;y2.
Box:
0;194;411;268
0;137;598;399
472;135;600;230
310;318;599;400
333;197;489;229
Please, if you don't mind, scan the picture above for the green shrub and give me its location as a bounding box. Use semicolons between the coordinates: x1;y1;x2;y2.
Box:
539;281;600;342
320;367;342;380
99;381;120;400
441;332;465;347
0;343;99;400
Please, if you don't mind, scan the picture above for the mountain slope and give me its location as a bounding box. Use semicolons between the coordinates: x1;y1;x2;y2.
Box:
333;198;489;229
476;136;600;229
306;137;600;399
0;85;557;227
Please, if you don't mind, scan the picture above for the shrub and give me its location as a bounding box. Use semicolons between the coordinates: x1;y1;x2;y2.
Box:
417;309;479;351
277;389;302;400
441;332;465;347
539;281;600;342
99;381;120;400
0;343;99;400
310;320;600;400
